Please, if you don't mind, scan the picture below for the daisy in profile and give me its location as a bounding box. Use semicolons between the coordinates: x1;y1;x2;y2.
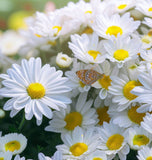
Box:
136;0;152;17
0;57;71;125
108;70;141;112
0;152;12;160
56;126;100;160
92;12;140;39
0;133;27;155
137;146;152;160
97;122;129;160
69;33;106;64
45;92;98;133
103;35;141;68
127;126;152;150
92;60;119;99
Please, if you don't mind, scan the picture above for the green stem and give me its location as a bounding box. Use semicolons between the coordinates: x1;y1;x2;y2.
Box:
18;114;25;131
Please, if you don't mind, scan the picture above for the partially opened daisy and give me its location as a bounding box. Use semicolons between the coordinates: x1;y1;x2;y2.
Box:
97;122;129;160
14;155;26;160
103;35;141;68
127;126;152;150
0;57;71;125
56;126;100;159
137;146;152;160
0;152;12;160
0;133;27;155
45;92;98;133
38;151;62;160
69;33;106;64
92;12;140;39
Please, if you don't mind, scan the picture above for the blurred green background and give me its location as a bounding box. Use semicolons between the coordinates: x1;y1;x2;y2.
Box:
0;0;80;30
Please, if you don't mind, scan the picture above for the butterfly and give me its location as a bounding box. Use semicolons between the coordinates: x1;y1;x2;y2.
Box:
76;69;104;86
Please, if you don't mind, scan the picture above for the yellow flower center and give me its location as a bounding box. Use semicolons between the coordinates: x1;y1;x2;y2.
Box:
147;157;152;160
106;26;123;37
64;112;83;130
35;34;42;38
117;4;127;10
5;140;21;152
133;135;149;146
27;83;45;99
128;106;146;124
148;7;152;12
0;158;4;160
70;142;88;156
96;106;110;125
93;158;103;160
98;75;112;90
52;26;62;36
141;35;151;44
106;134;124;150
83;26;94;34
123;80;141;100
87;50;101;60
85;10;92;14
113;49;129;61
79;81;85;88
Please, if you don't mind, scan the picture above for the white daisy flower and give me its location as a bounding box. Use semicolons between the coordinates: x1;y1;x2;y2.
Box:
143;17;152;28
0;152;12;160
110;105;147;128
56;52;73;68
141;113;152;134
103;35;141;68
38;153;52;160
97;122;129;160
137;146;152;160
56;126;100;160
91;60;119;99
38;151;62;160
92;12;140;39
85;150;107;160
108;67;142;112
0;57;71;125
127;126;152;150
45;92;98;133
0;133;27;155
0;30;25;56
136;0;152;17
69;33;106;64
131;68;152;113
14;155;27;160
94;96;111;126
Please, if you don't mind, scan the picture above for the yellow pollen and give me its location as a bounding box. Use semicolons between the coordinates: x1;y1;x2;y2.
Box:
129;65;137;70
87;50;101;60
148;30;152;36
98;75;112;90
47;40;56;46
128;106;146;124
106;26;123;37
93;158;103;160
79;81;85;88
83;26;94;34
147;157;152;160
117;4;127;10
106;134;124;150
133;135;149;146
97;106;110;125
27;83;45;99
64;112;83;130
148;7;152;12
70;142;88;156
113;49;129;61
52;26;62;36
123;80;141;100
35;34;42;38
0;158;4;160
85;10;92;14
5;140;21;152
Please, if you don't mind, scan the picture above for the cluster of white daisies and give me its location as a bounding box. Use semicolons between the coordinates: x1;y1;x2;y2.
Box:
2;0;152;159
